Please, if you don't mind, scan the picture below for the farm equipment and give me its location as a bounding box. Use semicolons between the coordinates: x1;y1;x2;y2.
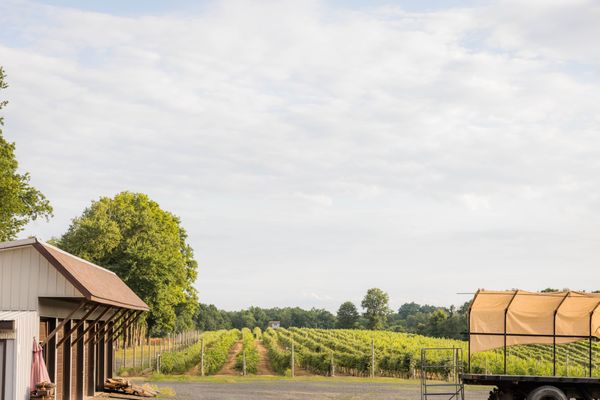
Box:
436;290;600;400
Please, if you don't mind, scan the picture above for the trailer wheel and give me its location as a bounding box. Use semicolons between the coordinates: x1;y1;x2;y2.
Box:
527;386;567;400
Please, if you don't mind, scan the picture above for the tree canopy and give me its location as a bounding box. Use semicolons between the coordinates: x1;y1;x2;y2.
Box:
0;67;52;241
361;288;391;330
56;191;198;335
336;301;359;328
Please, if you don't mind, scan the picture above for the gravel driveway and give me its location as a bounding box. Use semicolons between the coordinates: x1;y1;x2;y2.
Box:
155;380;491;400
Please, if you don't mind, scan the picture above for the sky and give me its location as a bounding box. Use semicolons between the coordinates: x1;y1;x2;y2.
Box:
1;0;600;312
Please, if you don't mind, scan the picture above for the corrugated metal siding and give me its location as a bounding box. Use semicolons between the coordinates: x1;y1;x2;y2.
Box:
0;310;39;400
0;246;82;311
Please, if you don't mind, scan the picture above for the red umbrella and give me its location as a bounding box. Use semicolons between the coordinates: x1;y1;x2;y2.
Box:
31;338;51;391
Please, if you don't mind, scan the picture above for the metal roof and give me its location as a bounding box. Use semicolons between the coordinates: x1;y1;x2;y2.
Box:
0;238;149;311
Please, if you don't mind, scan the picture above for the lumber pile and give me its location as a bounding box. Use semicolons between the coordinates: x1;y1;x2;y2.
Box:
104;378;157;398
30;382;55;400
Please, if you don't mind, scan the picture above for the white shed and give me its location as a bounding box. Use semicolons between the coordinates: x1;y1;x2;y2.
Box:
0;238;148;400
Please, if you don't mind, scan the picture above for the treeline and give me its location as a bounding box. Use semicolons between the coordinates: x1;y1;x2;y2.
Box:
194;297;470;340
194;305;336;331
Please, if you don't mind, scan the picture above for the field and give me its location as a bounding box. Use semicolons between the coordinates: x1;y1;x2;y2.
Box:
125;327;600;379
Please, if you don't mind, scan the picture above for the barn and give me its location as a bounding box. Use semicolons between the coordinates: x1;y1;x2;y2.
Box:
0;237;149;400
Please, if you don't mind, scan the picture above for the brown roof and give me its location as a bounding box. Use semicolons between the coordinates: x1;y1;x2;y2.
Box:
0;238;148;310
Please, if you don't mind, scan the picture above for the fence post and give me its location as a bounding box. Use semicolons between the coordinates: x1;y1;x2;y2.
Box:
331;351;335;377
291;342;295;378
201;337;205;377
243;350;247;376
371;338;375;378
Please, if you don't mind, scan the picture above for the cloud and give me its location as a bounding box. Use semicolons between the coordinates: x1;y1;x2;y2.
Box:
1;0;600;309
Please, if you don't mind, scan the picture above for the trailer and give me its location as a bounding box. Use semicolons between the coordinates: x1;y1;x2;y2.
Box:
461;290;600;400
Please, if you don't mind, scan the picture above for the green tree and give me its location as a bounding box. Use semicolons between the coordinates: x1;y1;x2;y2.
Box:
57;191;198;335
336;301;359;328
361;288;391;330
0;67;52;241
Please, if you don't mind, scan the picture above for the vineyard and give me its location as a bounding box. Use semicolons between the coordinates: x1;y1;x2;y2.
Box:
118;327;600;378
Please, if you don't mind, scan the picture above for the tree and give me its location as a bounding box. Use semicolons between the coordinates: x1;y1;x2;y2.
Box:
361;288;391;330
0;67;52;241
57;191;198;335
336;301;359;328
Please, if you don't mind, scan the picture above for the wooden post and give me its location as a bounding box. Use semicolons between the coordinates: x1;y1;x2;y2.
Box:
133;339;136;370
291;341;295;378
371;338;375;378
331;351;335;377
243;349;247;376
201;338;205;376
141;335;144;370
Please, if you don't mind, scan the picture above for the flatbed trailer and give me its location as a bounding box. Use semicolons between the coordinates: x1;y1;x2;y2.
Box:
458;290;600;400
462;373;600;400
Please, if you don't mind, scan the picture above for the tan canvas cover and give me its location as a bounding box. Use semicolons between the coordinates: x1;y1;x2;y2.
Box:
470;290;600;353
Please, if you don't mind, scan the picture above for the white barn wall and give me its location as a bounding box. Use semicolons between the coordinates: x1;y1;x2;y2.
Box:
0;310;39;400
0;245;82;311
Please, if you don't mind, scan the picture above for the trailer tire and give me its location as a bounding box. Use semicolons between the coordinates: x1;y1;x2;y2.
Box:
527;386;567;400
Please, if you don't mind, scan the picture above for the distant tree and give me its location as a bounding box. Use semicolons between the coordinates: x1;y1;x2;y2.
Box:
541;288;559;292
195;304;231;331
57;192;198;335
361;288;391;330
0;67;52;241
336;301;360;328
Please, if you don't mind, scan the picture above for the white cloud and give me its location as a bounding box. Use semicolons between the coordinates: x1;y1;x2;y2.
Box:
1;0;600;310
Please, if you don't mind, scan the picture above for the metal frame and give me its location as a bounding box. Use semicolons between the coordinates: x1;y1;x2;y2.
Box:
420;348;464;400
467;292;600;377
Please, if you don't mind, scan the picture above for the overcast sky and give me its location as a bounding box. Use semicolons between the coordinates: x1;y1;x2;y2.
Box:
2;0;600;312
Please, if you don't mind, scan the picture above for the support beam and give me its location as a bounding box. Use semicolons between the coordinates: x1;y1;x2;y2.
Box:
46;318;57;384
112;311;143;343
41;300;86;347
57;303;99;348
76;323;85;400
106;311;137;343
72;306;112;348
110;311;137;342
107;322;114;379
62;320;73;400
91;308;127;345
85;307;119;345
86;324;96;397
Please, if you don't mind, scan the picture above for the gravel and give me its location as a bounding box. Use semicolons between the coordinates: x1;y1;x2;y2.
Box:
155;380;491;400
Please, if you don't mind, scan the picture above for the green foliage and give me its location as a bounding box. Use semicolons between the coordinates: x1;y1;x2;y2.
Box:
201;330;240;375
262;328;292;374
336;301;359;329
0;67;53;241
388;302;468;339
253;327;262;339
159;329;239;375
194;304;336;331
57;192;198;335
361;288;391;330
235;328;259;374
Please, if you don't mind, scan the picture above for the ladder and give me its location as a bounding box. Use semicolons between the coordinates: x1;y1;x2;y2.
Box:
420;348;465;400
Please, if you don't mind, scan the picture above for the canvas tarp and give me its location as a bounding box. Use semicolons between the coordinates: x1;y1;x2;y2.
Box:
469;290;600;353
